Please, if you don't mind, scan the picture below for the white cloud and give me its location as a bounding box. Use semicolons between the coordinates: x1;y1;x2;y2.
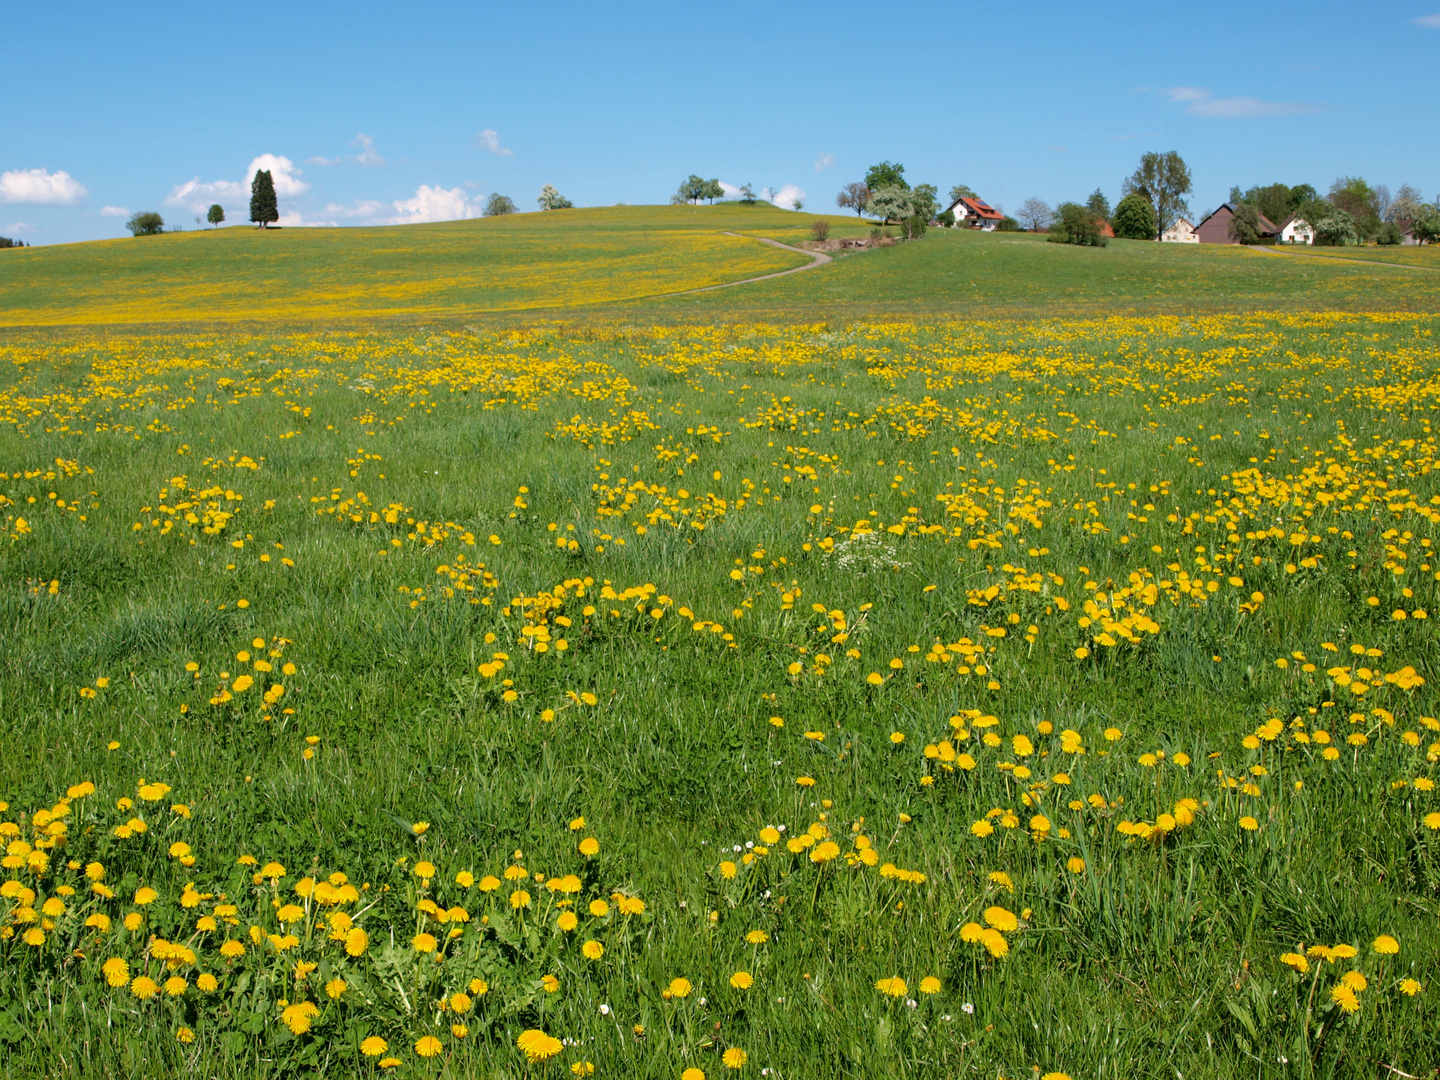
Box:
813;153;835;172
307;155;342;166
167;154;309;213
276;210;338;228
1414;13;1440;26
1163;86;1210;103
385;185;480;224
718;181;744;198
768;183;807;210
472;129;513;157
352;134;385;166
323;200;384;219
5;222;35;233
0;168;88;206
1161;86;1321;118
100;205;130;218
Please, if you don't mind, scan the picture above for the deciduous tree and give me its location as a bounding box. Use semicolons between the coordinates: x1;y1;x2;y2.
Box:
1387;184;1426;223
910;184;939;222
864;161;907;192
483;193;517;216
1327;177;1379;238
836;182;870;217
1314;208;1359;246
948;184;976;204
537;185;573;210
868;186;913;225
1226;202;1267;244
1410;205;1440;245
206;204;225;227
1017;197;1053;232
1121;151;1192;239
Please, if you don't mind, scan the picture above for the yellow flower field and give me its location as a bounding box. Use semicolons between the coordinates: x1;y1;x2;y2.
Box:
1;312;1438;1078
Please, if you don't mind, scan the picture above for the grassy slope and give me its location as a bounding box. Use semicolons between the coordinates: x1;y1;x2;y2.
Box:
651;228;1440;320
3;207;1439;333
0;205;813;327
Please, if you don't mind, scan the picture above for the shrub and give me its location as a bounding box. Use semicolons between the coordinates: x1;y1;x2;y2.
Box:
126;212;164;236
997;216;1019;232
936;209;955;228
1377;222;1403;246
1112;194;1156;240
903;215;926;240
1048;203;1107;246
811;219;830;242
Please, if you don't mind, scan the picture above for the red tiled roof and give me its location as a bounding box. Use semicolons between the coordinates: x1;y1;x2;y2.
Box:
959;196;1003;220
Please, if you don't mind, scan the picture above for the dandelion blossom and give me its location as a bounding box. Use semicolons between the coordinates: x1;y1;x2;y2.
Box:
517;1028;563;1063
280;1001;319;1035
1280;952;1309;974
919;976;942;994
1373;934;1399;955
1399;978;1423;996
415;1035;443;1057
668;977;693;998
723;1047;748;1069
875;976;908;998
1329;984;1360;1014
983;906;1018;932
730;971;753;989
582;940;604;960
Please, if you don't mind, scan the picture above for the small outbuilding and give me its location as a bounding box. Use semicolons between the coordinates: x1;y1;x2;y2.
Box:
1161;217;1198;243
1277;215;1314;245
1194;203;1278;244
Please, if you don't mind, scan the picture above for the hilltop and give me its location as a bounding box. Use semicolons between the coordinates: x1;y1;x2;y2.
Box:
1;203;1437;330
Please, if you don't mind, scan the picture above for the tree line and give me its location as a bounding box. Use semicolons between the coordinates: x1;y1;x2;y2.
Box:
0;236;31;248
1023;152;1440;247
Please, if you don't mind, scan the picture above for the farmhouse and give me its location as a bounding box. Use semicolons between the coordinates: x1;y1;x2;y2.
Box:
1161;218;1197;243
1194;203;1278;244
1277;215;1314;245
945;196;1004;230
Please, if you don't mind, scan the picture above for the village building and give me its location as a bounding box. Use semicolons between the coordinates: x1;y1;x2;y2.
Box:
1277;215;1314;245
1193;203;1279;244
943;195;1004;231
1161;217;1197;243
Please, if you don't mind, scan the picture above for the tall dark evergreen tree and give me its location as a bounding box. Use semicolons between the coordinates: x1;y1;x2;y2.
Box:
250;170;278;228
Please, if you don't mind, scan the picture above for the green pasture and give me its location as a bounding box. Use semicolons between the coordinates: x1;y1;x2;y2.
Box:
1;314;1438;1078
2;205;1438;332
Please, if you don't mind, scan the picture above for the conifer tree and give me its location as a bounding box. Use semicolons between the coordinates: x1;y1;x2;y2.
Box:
250;170;278;228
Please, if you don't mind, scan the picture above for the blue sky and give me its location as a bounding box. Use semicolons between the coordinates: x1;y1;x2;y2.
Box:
5;0;1439;244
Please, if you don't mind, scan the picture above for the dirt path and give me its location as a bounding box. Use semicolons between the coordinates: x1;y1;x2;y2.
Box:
1249;244;1440;273
656;234;833;298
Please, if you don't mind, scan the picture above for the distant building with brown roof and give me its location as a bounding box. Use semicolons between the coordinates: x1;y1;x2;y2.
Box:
1194;203;1278;244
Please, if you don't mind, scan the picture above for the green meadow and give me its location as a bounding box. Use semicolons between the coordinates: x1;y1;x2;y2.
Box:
1;214;1439;1080
2;205;1438;330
